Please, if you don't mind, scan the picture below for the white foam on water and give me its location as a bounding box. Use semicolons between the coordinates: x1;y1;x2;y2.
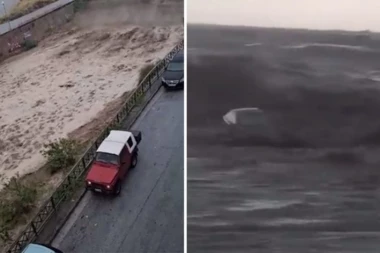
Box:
367;70;380;82
188;221;232;227
187;177;213;182
226;199;301;212
264;218;333;226
303;191;322;196
345;70;380;83
280;43;373;52
244;42;262;47
187;156;219;166
319;231;380;240
188;212;215;219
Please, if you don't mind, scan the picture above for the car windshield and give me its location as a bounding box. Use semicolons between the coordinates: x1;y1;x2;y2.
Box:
95;152;119;165
167;62;183;71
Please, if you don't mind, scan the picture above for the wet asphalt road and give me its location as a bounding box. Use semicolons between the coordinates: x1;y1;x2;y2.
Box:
188;24;380;253
52;87;184;253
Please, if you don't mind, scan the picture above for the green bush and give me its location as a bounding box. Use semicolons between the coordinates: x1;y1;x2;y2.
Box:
0;225;10;243
138;63;155;84
73;0;89;12
22;39;38;50
0;177;37;242
41;138;79;174
6;178;37;206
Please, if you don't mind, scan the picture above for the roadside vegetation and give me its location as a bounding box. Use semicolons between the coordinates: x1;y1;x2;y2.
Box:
0;62;159;247
0;176;37;242
138;63;156;84
0;138;79;245
0;0;57;24
41;138;80;174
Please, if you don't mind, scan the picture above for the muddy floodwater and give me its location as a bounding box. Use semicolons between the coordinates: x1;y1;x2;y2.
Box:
187;24;380;253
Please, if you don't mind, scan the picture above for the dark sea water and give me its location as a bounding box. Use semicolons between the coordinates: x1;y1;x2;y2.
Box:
187;24;380;253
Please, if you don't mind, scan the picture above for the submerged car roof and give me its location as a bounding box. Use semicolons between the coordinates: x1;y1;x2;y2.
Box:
96;130;132;155
22;244;56;253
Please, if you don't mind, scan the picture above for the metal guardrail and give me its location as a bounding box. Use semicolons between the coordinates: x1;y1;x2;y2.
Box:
4;40;183;253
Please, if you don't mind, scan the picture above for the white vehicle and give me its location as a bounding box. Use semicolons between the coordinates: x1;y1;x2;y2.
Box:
223;107;278;142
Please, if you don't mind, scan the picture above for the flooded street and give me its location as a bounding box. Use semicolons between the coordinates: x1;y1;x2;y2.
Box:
187;24;380;253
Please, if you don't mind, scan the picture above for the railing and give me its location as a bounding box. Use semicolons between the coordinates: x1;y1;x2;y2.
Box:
4;40;183;253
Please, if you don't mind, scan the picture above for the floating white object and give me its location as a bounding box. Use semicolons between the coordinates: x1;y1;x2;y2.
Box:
223;107;263;125
244;43;262;47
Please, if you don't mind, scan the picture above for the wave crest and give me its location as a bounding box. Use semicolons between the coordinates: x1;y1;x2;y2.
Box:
281;43;375;52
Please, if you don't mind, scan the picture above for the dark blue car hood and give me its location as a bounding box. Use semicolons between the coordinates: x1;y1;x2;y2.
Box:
163;70;183;80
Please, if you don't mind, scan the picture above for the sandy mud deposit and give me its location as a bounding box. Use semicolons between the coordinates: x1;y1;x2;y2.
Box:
0;24;183;188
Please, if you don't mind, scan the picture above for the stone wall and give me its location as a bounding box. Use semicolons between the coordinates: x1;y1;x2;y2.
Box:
0;2;74;60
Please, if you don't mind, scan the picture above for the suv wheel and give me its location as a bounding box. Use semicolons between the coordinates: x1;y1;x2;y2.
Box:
131;154;138;169
114;181;121;196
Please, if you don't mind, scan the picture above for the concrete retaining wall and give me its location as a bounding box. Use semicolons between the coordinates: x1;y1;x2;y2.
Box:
0;2;74;60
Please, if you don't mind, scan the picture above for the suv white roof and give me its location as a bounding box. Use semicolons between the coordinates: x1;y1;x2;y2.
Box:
96;130;132;155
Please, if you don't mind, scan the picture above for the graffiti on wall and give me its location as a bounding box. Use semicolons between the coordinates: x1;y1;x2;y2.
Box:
7;39;21;53
24;31;32;40
1;3;73;59
7;26;34;53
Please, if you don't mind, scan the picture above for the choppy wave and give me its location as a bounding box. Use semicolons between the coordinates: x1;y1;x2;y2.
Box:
262;218;333;226
367;70;380;82
280;43;374;52
188;213;215;219
244;42;262;47
226;199;301;212
188;221;232;227
345;70;380;83
319;150;364;163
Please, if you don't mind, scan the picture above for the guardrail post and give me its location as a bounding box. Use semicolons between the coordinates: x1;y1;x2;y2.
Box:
50;197;56;210
31;222;38;237
15;241;23;252
82;158;86;169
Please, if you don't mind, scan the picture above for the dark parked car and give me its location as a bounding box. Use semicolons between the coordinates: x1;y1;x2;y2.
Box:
162;50;184;89
22;243;63;253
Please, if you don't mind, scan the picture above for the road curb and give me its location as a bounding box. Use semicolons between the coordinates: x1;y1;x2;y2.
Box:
46;188;87;245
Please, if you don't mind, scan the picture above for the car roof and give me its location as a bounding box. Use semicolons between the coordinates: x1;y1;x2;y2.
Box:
96;130;132;155
22;244;56;253
172;51;183;62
